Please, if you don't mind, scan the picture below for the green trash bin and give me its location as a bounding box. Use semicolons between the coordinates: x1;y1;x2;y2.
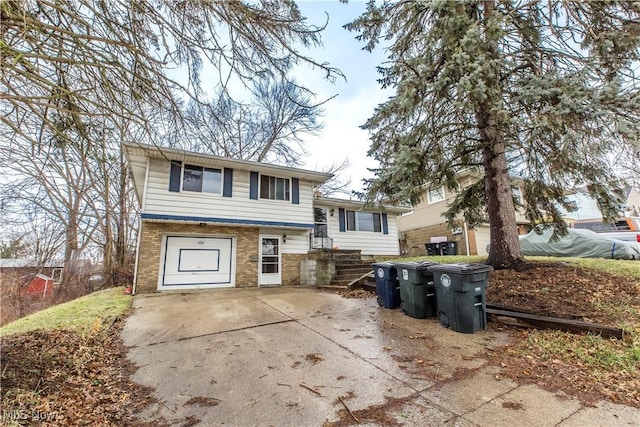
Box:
396;261;439;319
427;263;493;333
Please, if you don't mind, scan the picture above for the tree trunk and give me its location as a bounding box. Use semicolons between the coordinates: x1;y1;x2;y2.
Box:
102;145;114;288
115;145;129;284
61;208;79;298
475;0;524;269
477;111;524;268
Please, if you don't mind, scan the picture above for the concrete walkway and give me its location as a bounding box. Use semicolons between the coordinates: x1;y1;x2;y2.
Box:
121;287;640;426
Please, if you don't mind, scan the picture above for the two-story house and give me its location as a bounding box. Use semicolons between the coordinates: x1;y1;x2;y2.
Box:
397;170;531;257
125;143;407;293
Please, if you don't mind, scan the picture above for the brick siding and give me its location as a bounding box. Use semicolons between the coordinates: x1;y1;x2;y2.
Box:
135;221;307;293
402;222;470;256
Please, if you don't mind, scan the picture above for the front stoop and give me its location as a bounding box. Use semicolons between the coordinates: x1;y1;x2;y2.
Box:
317;250;373;290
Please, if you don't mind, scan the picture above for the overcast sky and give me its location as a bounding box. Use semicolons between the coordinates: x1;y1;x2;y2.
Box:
294;1;392;195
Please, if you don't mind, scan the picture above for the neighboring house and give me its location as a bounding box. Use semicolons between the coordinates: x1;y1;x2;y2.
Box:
0;258;64;297
559;186;640;220
397;170;531;257
125;143;408;293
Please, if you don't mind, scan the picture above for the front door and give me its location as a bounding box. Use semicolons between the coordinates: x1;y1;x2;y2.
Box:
259;236;281;286
312;207;331;249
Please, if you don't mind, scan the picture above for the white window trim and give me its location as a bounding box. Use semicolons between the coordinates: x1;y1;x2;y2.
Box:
259;174;291;201
346;210;382;233
427;186;445;204
511;186;523;204
181;163;223;195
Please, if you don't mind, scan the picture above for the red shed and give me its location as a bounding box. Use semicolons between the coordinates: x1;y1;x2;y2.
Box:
23;274;54;298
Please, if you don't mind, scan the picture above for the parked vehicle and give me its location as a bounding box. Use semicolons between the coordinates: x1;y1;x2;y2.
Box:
519;225;640;260
570;217;640;242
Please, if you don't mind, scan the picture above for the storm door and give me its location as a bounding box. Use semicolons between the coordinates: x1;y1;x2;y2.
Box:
259;236;281;286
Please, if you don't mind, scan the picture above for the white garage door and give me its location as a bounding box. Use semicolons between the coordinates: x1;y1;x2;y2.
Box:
159;235;235;290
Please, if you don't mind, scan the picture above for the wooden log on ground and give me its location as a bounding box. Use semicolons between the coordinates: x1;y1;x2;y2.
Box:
486;308;624;339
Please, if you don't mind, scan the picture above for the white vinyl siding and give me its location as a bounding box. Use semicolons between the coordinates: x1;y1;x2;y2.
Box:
315;203;401;255
143;159;314;226
260;228;309;254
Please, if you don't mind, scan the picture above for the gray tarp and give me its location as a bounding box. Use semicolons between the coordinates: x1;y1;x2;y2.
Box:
519;226;640;260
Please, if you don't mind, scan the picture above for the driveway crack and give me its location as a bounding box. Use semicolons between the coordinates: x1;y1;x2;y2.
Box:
133;318;296;347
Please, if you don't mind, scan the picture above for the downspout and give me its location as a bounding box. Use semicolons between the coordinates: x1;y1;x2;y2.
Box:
463;220;471;256
132;157;150;295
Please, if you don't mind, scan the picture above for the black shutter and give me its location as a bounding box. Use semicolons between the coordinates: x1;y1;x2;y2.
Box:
338;208;346;232
382;213;389;235
169;161;182;192
292;178;299;204
250;171;259;200
223;168;233;197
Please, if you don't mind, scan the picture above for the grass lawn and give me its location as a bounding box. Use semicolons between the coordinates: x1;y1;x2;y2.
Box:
392;254;640;279
0;288;145;426
0;287;132;337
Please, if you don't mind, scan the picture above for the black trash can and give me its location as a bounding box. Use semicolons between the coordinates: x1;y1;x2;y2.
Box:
435;242;448;255
446;241;458;256
427;263;493;333
425;243;437;256
397;261;439;318
372;262;400;309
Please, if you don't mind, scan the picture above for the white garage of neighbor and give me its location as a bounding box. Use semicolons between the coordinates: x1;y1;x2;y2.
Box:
159;235;236;290
474;226;491;256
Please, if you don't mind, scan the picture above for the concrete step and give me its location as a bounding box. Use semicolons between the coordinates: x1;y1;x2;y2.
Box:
335;264;373;273
335;266;371;273
336;267;372;275
335;259;370;268
320;284;350;290
335;274;371;284
330;250;363;261
336;264;371;271
335;260;371;266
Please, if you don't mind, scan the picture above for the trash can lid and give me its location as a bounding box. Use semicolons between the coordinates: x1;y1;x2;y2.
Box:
371;261;397;268
396;261;439;270
427;262;493;274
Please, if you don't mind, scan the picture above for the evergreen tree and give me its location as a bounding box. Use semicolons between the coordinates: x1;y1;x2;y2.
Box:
347;0;640;268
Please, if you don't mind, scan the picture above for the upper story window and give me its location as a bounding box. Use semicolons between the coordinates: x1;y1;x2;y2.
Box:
182;164;222;194
511;186;523;204
260;175;290;201
427;187;445;204
346;210;382;232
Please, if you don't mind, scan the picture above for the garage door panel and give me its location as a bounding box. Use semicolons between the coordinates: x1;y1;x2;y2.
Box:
161;236;235;289
178;249;220;272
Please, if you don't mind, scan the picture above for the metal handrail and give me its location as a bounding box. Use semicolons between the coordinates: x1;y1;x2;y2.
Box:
310;229;333;251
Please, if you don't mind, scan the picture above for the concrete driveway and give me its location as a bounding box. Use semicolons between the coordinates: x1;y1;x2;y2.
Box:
121;287;640;426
